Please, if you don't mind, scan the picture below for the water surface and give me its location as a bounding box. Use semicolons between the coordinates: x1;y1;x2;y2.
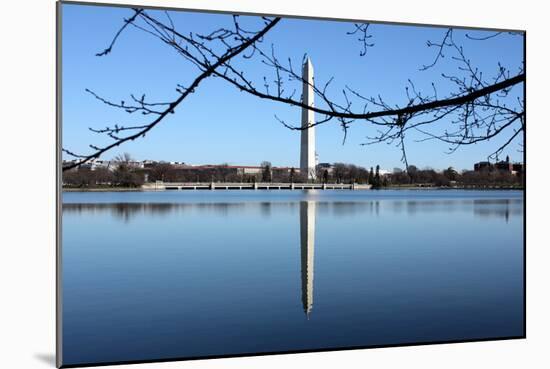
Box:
62;190;524;365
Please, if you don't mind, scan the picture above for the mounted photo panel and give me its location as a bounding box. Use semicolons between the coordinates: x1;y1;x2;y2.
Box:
57;1;525;367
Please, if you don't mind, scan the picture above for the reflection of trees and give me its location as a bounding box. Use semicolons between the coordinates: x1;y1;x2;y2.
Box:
62;203;176;222
404;200;456;215
195;202;235;217
316;201;379;217
330;202;368;217
260;202;272;218
63;201;307;222
67;199;501;223
63;198;523;223
473;199;522;222
62;202;248;221
384;198;522;220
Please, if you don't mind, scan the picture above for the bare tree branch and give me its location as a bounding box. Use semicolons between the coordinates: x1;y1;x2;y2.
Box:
63;13;281;171
64;10;524;172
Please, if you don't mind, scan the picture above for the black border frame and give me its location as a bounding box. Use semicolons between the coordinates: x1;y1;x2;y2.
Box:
56;1;527;367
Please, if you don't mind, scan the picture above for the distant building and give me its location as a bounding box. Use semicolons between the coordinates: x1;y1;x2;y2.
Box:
159;164;295;176
62;159;78;169
494;156;513;173
474;161;493;172
494;161;513;173
474;155;523;176
93;160;113;170
272;167;296;174
63;158;152;171
233;166;263;175
512;163;525;175
142;160;158;168
70;159;113;171
186;165;262;175
127;161;144;169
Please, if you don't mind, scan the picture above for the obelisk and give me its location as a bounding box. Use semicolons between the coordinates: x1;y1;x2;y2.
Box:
300;58;316;181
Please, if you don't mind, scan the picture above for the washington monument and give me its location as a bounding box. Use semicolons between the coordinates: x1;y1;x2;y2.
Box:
300;58;316;181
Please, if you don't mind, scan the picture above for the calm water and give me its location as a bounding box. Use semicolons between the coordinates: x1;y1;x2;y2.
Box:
62;190;524;365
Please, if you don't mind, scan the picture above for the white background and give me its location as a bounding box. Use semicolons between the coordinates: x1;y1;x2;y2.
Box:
1;0;548;368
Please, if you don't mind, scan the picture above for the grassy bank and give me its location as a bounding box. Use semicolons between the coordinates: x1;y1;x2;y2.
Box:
63;187;143;192
385;184;524;190
63;185;524;192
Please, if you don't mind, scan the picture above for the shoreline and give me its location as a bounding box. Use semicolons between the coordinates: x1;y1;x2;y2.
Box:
62;186;524;192
63;187;144;192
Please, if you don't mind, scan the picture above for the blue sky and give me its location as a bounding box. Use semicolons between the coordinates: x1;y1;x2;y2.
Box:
62;3;524;171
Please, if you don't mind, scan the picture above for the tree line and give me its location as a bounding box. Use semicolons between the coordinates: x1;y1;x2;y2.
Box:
386;165;522;188
62;154;523;189
63;153;145;188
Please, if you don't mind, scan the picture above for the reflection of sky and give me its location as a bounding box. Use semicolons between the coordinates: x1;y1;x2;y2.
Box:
62;190;524;366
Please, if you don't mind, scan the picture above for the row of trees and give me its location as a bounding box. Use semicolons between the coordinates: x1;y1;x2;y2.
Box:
147;161;386;185
63;151;522;188
386;165;522;187
65;162;523;190
63;154;144;188
324;163;384;186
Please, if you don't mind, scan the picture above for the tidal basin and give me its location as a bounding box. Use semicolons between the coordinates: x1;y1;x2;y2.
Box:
61;189;524;365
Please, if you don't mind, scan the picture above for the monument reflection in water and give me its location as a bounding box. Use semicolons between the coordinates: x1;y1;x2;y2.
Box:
300;201;316;318
61;190;524;366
